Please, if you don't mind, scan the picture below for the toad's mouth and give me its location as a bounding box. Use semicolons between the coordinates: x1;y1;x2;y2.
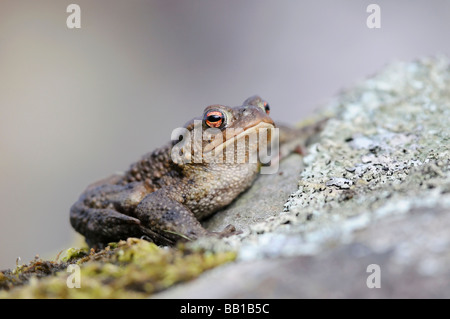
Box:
203;121;275;156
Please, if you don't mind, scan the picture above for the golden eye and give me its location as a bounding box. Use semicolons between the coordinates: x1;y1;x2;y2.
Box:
263;101;270;115
204;110;225;128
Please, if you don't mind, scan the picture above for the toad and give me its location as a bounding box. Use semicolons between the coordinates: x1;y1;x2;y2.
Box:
70;96;322;247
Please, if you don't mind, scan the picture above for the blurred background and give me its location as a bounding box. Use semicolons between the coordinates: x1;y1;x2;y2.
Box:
0;0;449;269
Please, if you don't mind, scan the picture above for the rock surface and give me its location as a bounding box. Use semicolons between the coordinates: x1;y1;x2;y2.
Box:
203;153;304;234
156;56;450;298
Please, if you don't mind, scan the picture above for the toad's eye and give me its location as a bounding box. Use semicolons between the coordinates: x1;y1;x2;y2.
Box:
204;110;225;128
263;101;270;115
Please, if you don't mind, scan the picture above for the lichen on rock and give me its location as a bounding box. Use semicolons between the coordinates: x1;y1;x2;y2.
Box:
280;56;450;249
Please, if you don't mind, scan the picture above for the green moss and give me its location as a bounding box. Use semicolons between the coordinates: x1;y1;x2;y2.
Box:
60;247;90;262
0;238;236;298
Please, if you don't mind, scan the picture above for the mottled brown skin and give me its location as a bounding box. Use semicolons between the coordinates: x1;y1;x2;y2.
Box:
70;96;278;247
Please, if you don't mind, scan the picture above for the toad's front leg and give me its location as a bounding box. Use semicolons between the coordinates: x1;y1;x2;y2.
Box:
135;189;235;245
